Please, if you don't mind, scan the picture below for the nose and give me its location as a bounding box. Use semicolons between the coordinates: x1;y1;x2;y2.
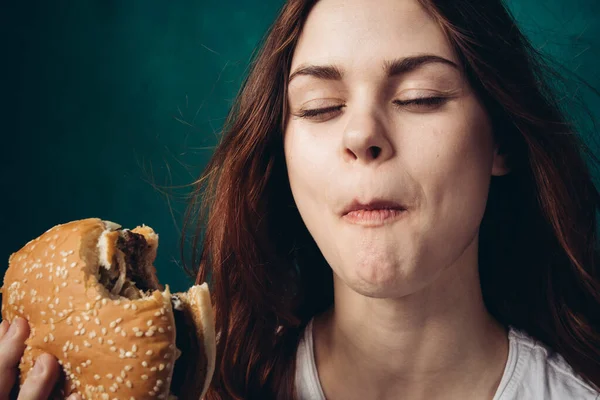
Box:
342;108;394;166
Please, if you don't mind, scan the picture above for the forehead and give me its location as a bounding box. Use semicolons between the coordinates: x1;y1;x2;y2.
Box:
290;0;459;78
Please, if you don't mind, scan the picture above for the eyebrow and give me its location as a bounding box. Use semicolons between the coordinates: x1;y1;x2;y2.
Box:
288;54;459;84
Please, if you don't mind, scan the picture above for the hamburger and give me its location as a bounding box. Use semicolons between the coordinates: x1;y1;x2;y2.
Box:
0;218;216;400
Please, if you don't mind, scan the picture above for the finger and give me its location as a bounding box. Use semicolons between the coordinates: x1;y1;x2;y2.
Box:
0;317;30;398
17;353;60;400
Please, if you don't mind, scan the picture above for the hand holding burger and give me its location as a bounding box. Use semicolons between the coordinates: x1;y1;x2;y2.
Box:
1;218;216;400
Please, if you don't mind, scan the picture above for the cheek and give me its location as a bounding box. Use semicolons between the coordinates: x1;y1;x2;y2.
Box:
284;128;335;217
410;102;495;246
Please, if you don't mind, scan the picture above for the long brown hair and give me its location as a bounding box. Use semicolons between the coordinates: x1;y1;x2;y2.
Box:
180;0;600;398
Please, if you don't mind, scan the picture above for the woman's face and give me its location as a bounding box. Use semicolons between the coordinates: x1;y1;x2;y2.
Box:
284;0;508;298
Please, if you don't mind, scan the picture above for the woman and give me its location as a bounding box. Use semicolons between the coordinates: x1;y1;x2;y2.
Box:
2;0;600;399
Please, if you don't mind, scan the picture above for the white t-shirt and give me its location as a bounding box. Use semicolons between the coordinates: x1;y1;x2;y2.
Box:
295;318;600;400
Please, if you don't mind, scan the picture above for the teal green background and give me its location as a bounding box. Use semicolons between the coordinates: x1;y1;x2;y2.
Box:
1;0;599;294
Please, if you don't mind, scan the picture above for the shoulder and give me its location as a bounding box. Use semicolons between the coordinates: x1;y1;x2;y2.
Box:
495;327;599;400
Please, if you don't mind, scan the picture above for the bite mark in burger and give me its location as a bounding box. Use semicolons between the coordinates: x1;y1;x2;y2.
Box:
0;218;216;400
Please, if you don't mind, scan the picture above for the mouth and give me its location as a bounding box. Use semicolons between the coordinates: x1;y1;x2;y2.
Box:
342;199;406;216
341;199;408;226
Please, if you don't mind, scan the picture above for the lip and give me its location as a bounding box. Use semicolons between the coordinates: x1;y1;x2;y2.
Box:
341;199;407;227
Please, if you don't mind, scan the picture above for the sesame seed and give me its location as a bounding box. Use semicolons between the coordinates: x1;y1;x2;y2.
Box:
94;374;101;380
131;304;138;311
102;328;107;335
146;320;153;326
80;328;86;335
150;367;157;372
158;328;165;333
107;339;114;345
125;351;133;357
156;380;163;386
116;318;123;324
135;332;143;337
110;347;117;352
109;321;116;328
115;327;122;333
106;374;113;379
126;381;133;388
84;341;91;348
121;330;127;337
149;391;156;396
116;377;123;383
145;331;155;337
141;375;148;380
159;364;165;371
124;304;131;310
146;350;153;356
109;387;116;393
132;345;138;352
98;338;104;344
142;361;148;367
102;299;108;305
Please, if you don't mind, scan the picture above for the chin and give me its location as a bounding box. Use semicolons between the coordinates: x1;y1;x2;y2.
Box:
335;252;439;299
338;260;408;297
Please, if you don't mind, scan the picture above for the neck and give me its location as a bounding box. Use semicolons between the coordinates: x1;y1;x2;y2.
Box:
313;240;509;400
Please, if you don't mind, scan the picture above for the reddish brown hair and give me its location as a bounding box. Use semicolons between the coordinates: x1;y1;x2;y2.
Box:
180;0;600;398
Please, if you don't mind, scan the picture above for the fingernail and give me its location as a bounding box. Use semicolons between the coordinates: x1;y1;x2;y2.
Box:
6;317;22;338
0;320;8;339
31;356;46;377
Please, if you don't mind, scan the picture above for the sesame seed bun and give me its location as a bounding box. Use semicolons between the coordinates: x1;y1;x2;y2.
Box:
0;218;216;400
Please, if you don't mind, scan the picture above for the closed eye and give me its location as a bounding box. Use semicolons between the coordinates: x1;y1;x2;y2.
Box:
296;104;345;119
393;96;447;108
